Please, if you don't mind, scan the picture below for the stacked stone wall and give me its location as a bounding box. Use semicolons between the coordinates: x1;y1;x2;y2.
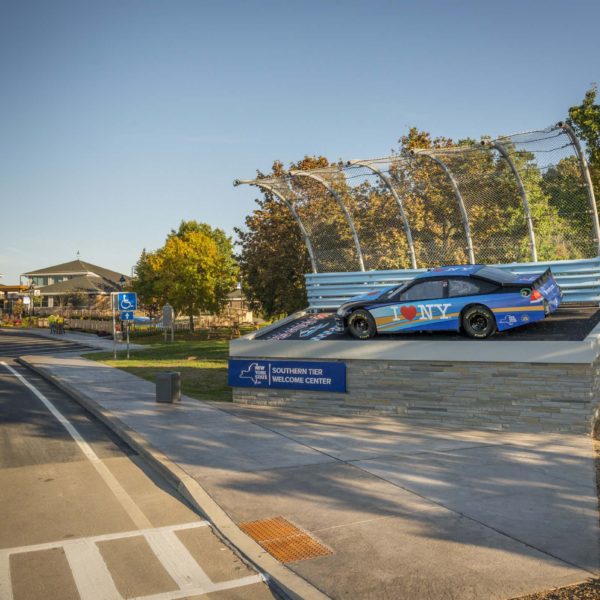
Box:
232;357;599;434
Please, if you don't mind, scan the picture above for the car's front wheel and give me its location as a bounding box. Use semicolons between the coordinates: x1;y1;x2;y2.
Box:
461;305;496;339
347;309;377;339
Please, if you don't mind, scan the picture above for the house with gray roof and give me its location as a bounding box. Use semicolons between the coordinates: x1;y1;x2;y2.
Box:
22;260;130;309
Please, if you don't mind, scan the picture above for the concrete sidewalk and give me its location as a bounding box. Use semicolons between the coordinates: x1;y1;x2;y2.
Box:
26;328;145;352
19;354;600;600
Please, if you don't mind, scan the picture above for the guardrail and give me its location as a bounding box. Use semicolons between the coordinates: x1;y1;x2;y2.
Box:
305;257;600;309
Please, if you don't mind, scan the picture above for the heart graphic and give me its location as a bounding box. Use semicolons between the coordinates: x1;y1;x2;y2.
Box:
400;305;417;321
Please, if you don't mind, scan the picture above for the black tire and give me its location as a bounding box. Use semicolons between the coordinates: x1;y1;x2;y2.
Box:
461;305;496;339
347;309;377;340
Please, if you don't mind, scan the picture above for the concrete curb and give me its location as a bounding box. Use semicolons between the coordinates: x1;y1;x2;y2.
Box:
19;356;330;600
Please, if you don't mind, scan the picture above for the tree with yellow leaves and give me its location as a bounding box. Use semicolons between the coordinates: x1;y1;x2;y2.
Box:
134;221;238;331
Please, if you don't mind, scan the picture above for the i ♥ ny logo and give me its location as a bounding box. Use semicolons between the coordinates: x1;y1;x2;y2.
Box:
400;305;417;320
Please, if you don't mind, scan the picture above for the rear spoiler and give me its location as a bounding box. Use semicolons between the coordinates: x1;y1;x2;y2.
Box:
533;268;553;289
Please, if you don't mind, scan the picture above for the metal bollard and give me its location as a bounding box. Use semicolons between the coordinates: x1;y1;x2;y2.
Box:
156;371;181;403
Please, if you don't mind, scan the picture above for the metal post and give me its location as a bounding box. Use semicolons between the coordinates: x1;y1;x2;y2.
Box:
491;141;538;261
126;321;130;359
411;150;476;264
290;170;366;271
348;160;418;269
111;292;117;360
559;121;600;255
234;179;318;273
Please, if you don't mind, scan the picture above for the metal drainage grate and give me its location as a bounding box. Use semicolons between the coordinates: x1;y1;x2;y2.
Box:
239;516;332;563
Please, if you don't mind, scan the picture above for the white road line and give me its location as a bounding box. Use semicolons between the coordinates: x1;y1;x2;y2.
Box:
0;521;208;557
130;574;266;600
0;554;13;600
145;529;212;590
1;361;152;529
64;539;122;600
0;363;267;599
210;574;267;593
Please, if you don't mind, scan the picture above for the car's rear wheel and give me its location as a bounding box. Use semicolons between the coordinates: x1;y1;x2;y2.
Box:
347;309;377;339
461;305;496;339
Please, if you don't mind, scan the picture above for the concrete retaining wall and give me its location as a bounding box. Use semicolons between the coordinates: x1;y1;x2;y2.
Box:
231;320;600;434
232;357;600;434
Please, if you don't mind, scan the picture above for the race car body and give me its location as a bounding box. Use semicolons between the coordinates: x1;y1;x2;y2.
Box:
335;265;562;339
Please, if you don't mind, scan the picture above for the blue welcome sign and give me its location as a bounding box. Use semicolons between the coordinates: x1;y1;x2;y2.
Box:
229;359;346;393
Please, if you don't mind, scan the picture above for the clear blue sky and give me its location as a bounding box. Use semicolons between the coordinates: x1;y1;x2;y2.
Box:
1;0;598;283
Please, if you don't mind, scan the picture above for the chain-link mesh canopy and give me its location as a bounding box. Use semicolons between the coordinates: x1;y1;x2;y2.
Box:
288;166;364;272
235;124;599;272
494;126;598;260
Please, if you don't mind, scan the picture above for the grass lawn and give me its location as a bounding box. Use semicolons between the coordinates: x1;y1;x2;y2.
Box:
86;333;232;401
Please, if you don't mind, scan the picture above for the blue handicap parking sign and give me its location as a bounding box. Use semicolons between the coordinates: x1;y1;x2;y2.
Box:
120;311;134;321
118;292;137;311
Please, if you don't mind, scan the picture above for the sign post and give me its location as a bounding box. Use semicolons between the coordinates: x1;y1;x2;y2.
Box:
111;293;117;360
115;292;137;360
120;311;134;358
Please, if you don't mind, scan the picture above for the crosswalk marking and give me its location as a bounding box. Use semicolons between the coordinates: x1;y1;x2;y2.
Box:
130;574;266;600
0;522;266;600
0;550;12;600
145;529;213;590
64;539;122;600
0;521;209;557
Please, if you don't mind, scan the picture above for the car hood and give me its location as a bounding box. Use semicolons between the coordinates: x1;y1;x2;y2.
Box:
344;288;390;304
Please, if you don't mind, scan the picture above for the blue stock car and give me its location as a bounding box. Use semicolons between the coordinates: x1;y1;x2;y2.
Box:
335;265;562;340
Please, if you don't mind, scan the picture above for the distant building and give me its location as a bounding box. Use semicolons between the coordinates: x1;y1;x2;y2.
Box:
22;260;130;309
0;284;29;313
226;286;255;323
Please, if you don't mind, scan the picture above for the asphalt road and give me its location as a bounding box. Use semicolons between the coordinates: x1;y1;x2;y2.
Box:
0;333;274;600
0;329;94;357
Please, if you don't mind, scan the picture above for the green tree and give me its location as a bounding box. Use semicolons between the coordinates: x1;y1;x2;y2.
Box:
133;222;238;330
568;83;600;193
169;220;239;312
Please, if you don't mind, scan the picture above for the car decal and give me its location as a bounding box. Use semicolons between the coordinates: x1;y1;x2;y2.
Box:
492;305;545;313
298;322;329;338
376;311;461;330
311;326;338;341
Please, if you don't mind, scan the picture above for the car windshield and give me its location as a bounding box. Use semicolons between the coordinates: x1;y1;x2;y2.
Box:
476;266;518;284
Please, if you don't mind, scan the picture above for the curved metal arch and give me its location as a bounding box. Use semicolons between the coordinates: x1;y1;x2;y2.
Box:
558;121;600;255
411;150;476;264
490;141;538;262
234;178;318;273
348;160;418;269
290;169;366;271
